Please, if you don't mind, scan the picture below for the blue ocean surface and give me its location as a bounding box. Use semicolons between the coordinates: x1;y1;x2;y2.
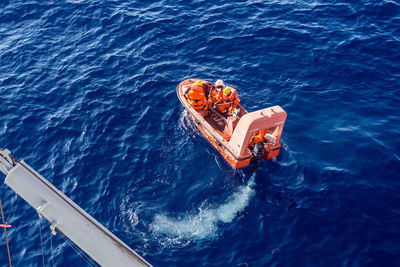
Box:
1;0;400;266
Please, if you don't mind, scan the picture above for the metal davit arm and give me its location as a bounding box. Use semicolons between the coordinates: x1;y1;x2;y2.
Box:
0;149;151;267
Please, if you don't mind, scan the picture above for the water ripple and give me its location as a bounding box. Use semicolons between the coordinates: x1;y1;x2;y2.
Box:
1;0;400;266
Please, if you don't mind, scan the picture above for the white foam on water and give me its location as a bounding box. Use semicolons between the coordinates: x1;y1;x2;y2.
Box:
120;197;142;232
151;174;256;240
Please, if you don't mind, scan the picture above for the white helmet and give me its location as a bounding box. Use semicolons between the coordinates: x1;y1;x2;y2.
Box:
215;79;224;86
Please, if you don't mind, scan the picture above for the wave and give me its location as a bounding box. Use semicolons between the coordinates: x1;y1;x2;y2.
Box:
151;173;256;240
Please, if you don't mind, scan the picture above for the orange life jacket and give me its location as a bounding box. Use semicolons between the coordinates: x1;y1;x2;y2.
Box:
221;88;238;102
249;130;266;148
186;85;207;110
216;89;240;114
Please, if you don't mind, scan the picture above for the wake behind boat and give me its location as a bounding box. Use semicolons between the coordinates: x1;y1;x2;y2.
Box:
177;78;287;168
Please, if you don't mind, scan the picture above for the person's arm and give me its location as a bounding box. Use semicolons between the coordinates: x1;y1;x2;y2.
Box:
234;95;240;106
229;96;240;113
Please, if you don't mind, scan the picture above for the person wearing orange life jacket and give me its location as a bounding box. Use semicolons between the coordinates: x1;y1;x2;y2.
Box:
185;80;208;110
213;79;225;97
249;129;266;149
249;129;268;163
208;79;225;109
214;86;240;115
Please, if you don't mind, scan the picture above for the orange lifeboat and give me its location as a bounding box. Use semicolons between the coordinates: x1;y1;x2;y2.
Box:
177;79;287;169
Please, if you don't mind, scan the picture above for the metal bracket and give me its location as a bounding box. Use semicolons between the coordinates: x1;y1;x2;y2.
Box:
0;149;15;176
50;222;59;235
36;201;49;218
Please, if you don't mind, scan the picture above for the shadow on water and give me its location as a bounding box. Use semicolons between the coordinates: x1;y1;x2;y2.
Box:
252;142;303;214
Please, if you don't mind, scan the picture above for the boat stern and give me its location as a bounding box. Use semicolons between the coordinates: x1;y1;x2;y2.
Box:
228;106;287;162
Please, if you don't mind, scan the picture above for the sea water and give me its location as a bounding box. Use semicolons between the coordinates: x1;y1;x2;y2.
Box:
0;0;399;266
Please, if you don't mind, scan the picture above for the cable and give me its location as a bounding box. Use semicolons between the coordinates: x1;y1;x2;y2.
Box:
6;194;17;223
0;199;12;267
56;230;97;267
55;229;98;267
38;217;45;267
50;232;55;267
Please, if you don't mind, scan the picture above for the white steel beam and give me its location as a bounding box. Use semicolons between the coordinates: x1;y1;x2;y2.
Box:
2;157;151;267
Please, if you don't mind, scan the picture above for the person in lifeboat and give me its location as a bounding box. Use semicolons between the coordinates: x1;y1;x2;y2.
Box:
249;129;266;148
212;81;240;116
248;129;277;153
184;80;209;111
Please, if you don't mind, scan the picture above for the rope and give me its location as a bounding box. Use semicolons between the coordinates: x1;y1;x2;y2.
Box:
6;194;17;223
55;229;98;267
41;220;98;267
38;217;45;267
50;232;55;267
0;199;12;267
56;229;98;267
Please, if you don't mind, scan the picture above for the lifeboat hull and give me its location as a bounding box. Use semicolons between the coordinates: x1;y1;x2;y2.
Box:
189;113;252;169
177;79;287;169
